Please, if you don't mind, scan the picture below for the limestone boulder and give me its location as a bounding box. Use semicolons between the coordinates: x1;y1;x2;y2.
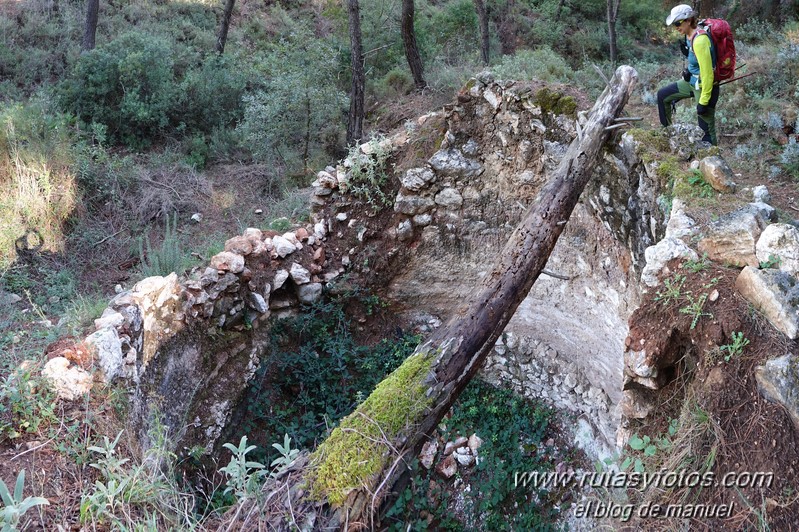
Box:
755;354;799;429
753;185;772;204
641;238;699;287
272;236;297;258
664;198;696;241
756;223;799;275
297;283;323;305
428;148;482;178
290;263;311;285
85;327;124;381
419;440;439;470
436;453;458;479
434;187;464;210
698;209;766;268
699;156;736;193
210;251;245;273
735;266;799;339
620;389;656;419
401;167;436;192
224;236;253;256
394;192;435;215
42;357;93;400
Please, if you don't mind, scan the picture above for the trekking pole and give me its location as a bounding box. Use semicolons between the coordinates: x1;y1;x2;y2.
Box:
718;71;757;86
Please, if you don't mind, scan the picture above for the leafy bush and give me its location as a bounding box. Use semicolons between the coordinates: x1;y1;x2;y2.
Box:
781;136;799;178
0;470;50;530
241;289;419;464
59;32;177;148
345;138;395;208
735;19;779;44
386;379;557;530
237;29;347;176
0;365;57;442
176;54;252;136
492;47;575;84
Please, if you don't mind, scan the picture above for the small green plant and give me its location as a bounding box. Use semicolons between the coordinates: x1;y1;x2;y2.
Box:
622;419;678;473
684;253;710;273
269;434;300;475
680;293;712;330
720;332;750;362
654;273;686;306
686;170;715;198
759;254;782;269
220;436;267;500
0;367;56;441
345;137;394;208
267;217;292;233
0;469;50;531
137;213;191;278
80;422;193;529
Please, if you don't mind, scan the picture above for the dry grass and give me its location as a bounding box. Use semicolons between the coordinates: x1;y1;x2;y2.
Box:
0;120;76;267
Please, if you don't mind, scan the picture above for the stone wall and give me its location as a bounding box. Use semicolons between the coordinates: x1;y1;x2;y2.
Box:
45;73;687;458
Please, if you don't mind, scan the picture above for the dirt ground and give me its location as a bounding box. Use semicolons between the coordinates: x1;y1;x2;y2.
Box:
625;262;799;530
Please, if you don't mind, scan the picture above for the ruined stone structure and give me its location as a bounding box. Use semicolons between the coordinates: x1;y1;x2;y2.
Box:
43;73;799;466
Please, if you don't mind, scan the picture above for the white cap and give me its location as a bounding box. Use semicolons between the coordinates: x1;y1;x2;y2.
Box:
666;4;695;26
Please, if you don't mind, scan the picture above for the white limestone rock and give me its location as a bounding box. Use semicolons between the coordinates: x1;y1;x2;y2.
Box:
735;266;799;339
297;283;323;305
755;354;799;429
85;327;124;381
756;223;799;275
272;236;297;258
435;187;464;210
273;269;290;290
42;357;93;401
401;167;436;192
698;209;765;268
210;251;245;274
641;238;699;287
290;263;311;285
428;149;482;178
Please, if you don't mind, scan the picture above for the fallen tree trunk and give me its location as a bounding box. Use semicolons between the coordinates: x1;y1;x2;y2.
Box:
246;65;637;531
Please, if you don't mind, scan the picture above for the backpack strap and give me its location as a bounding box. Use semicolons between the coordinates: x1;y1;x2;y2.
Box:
691;27;716;69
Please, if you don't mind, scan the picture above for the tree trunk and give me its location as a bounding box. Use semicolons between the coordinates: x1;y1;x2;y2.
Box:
495;0;518;55
607;0;621;65
474;0;490;65
216;0;236;54
303;65;639;529
81;0;99;52
401;0;426;90
346;0;365;146
692;0;701;16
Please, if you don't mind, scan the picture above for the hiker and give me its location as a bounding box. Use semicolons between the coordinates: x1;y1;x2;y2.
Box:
657;4;720;145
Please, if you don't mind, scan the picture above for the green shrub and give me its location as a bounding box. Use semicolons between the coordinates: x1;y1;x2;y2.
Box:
238;32;347;175
137;213;192;278
492;47;575;84
781;137;799;178
59;32;177;148
386;379;558;530
0;365;57;442
375;68;415;98
176;54;251;135
241;289;420;464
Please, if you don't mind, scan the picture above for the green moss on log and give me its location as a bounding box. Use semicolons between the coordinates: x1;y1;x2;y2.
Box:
308;351;434;506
